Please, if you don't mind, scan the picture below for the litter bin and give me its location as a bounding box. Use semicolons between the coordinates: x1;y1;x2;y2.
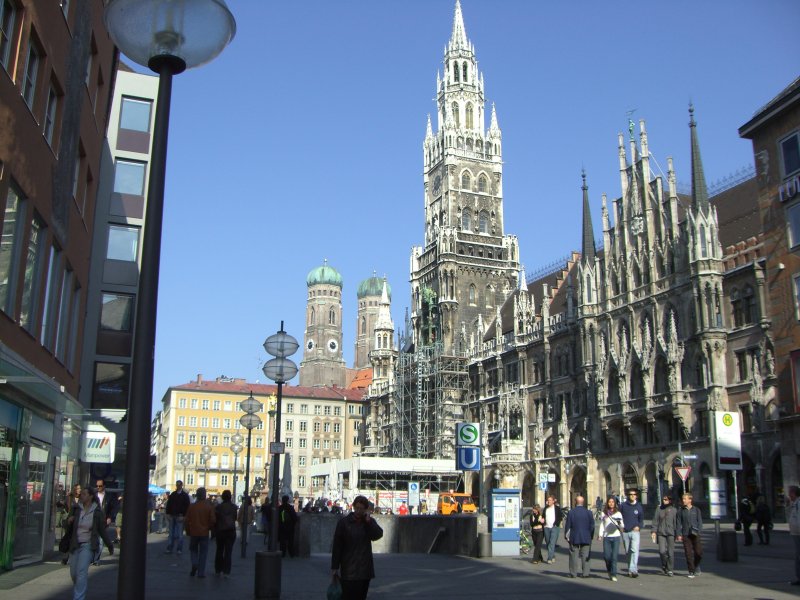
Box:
478;532;492;558
718;530;738;562
255;551;281;600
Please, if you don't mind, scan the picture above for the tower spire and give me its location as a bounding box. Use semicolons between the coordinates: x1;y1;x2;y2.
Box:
450;0;468;50
581;169;596;263
689;103;710;211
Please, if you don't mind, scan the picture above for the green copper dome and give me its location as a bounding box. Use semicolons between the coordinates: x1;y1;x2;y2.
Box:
306;261;343;288
357;275;391;299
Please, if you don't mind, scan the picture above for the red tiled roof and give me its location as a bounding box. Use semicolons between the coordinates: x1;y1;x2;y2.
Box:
347;368;372;390
169;380;366;401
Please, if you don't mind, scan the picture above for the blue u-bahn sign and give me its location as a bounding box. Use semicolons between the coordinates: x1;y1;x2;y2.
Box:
456;446;480;471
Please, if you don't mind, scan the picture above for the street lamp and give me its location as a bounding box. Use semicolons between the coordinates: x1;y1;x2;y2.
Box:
262;322;299;554
103;2;234;598
179;453;191;484
230;433;244;498
201;445;212;490
239;393;262;558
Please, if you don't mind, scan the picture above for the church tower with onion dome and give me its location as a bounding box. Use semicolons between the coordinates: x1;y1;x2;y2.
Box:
354;273;392;369
299;260;347;387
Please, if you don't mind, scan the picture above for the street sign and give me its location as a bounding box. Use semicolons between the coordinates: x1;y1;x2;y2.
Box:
538;473;548;483
538;481;548;491
408;481;420;509
269;442;285;454
683;454;698;460
456;423;480;446
547;474;556;483
675;466;691;481
715;412;743;470
456;446;480;471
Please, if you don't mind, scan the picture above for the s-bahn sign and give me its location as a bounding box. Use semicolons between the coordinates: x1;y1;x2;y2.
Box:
456;423;480;446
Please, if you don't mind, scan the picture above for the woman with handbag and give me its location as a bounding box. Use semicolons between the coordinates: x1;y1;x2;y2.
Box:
67;486;114;600
598;496;625;581
529;504;546;564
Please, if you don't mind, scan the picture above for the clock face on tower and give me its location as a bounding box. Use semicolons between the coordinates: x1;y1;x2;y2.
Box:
328;339;338;353
306;340;315;351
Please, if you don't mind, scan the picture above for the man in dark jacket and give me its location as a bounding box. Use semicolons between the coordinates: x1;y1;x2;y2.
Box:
331;495;383;600
563;495;594;578
164;480;190;555
95;480;119;542
278;495;298;557
651;494;678;575
620;488;644;577
676;493;703;577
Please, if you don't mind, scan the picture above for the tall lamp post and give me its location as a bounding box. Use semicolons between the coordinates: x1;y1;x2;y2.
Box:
230;434;244;499
179;454;190;485
103;3;234;598
262;322;299;554
240;393;263;557
201;445;212;490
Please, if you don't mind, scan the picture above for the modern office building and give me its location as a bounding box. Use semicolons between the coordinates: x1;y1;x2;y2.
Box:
0;0;117;568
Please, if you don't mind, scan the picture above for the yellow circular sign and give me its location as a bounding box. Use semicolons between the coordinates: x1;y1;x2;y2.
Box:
722;414;733;427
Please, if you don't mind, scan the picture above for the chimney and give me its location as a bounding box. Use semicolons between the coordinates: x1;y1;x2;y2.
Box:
197;373;203;384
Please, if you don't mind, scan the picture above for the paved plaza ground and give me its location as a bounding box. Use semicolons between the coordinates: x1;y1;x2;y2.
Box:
1;523;798;599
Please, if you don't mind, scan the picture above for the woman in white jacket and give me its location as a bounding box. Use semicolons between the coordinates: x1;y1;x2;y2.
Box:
598;497;624;581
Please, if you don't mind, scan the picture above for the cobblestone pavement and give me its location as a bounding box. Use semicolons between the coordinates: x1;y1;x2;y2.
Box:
2;524;798;599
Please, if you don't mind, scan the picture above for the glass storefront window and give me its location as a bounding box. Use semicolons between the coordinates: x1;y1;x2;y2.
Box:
13;444;50;562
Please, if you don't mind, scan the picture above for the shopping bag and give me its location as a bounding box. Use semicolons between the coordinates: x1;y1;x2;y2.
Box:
327;577;342;600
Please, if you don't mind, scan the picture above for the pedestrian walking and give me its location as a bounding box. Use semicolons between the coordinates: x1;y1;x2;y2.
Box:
676;492;703;578
184;487;216;578
529;504;545;564
597;496;624;581
739;497;755;546
164;480;190;555
60;484;81;565
67;486;114;600
95;480;119;543
213;490;238;577
238;496;255;538
755;495;772;545
563;495;594;578
652;493;677;576
331;495;384;600
278;495;298;557
543;494;563;564
619;488;643;577
787;485;800;586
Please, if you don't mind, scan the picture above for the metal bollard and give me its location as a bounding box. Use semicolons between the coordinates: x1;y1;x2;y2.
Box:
478;532;492;558
717;530;738;562
255;550;282;600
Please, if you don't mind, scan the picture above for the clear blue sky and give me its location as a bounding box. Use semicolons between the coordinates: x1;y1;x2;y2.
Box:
123;0;799;414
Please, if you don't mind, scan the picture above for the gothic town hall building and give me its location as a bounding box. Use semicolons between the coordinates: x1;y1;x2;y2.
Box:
364;1;782;517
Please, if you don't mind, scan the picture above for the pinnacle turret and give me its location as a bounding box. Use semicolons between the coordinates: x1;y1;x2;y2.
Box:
581;170;596;263
689;104;710;212
489;102;501;137
449;0;468;50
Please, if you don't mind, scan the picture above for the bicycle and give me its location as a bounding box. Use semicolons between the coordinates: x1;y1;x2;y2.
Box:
519;528;532;555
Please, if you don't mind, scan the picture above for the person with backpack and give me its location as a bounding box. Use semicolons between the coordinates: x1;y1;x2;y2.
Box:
214;490;238;577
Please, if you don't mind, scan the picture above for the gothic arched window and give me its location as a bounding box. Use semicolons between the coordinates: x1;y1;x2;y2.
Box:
743;285;756;325
329;308;336;325
466;102;474;129
469;284;476;305
485;284;493;307
461;172;471;189
453;61;459;82
699;225;708;258
478;174;487;193
360;316;366;335
452;102;460;128
479;210;489;233
585;274;592;303
309;308;315;325
462;62;468;82
462;209;471;230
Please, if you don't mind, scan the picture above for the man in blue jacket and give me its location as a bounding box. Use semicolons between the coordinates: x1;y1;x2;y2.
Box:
620;488;644;577
563;495;594;578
